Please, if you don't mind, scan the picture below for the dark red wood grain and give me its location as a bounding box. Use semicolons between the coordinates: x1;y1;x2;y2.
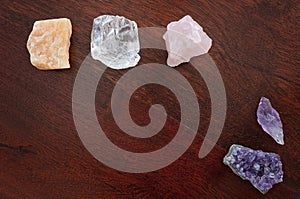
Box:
1;0;299;198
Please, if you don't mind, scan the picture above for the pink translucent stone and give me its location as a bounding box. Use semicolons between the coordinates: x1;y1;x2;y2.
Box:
163;15;212;67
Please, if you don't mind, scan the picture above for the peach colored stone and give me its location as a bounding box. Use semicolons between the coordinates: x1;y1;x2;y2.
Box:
27;18;72;70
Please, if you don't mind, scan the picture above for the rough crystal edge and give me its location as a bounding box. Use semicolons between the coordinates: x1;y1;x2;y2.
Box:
223;144;283;194
223;145;248;179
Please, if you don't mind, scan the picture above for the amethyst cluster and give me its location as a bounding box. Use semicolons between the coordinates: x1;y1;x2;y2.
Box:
223;144;283;194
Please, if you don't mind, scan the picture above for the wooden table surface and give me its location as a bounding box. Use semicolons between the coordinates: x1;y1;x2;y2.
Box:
1;0;299;198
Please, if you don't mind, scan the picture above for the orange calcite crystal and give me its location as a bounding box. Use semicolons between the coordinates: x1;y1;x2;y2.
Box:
27;18;72;70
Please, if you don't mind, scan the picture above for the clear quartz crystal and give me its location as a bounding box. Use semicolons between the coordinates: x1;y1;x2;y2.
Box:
91;15;140;69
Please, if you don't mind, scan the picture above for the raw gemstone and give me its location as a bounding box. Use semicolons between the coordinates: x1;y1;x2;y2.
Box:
163;15;212;67
223;144;283;194
91;15;140;69
257;97;284;145
27;18;72;70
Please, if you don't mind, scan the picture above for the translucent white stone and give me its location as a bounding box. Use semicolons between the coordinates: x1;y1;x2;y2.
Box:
163;15;212;67
91;15;140;69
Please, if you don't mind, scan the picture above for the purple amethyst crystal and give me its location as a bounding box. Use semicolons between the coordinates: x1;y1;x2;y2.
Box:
223;144;283;194
257;97;284;145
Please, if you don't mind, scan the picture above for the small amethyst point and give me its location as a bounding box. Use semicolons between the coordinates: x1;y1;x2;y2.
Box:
257;97;284;145
223;144;284;194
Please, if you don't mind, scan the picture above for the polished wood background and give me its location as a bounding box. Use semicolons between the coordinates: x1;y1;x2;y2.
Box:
1;0;299;198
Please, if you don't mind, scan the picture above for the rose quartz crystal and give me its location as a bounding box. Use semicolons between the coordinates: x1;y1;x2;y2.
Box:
163;15;212;67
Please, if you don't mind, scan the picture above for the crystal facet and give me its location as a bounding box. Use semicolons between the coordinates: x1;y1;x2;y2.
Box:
257;97;284;145
27;18;72;70
91;15;140;69
163;15;212;67
223;144;283;194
